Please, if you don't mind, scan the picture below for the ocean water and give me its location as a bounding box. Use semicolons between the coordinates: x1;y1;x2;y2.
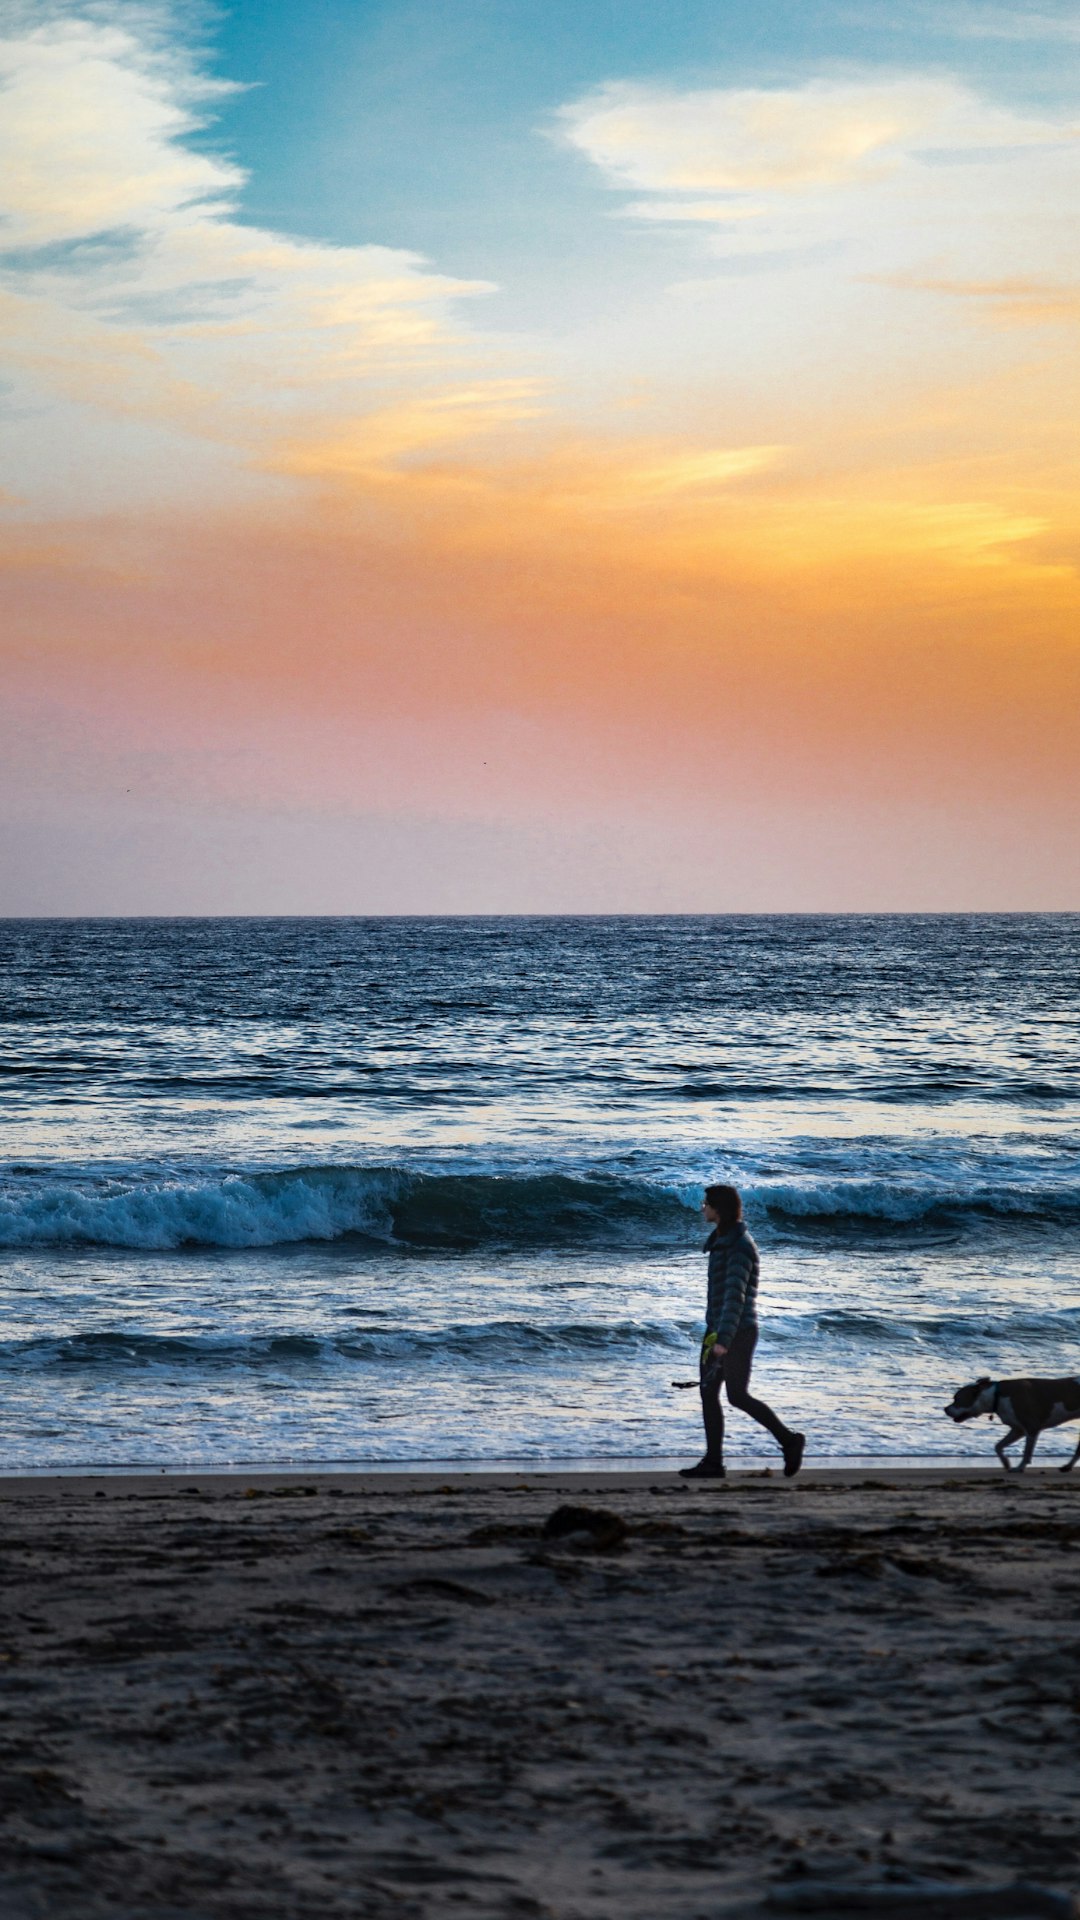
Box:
1;914;1079;1471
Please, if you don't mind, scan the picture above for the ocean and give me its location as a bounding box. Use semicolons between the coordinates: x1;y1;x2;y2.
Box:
1;914;1078;1471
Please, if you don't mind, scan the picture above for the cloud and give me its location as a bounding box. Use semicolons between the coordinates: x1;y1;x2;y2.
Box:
556;74;1078;222
596;444;786;505
861;4;1080;44
559;78;952;196
622;199;767;224
0;5;524;505
0;10;241;247
871;272;1080;326
276;385;548;483
3;13;1077;664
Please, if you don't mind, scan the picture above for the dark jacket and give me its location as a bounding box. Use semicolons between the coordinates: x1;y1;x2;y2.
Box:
705;1222;760;1347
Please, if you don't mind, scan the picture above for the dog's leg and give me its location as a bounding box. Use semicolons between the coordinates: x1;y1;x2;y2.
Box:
1061;1433;1080;1473
1018;1428;1040;1472
995;1425;1024;1470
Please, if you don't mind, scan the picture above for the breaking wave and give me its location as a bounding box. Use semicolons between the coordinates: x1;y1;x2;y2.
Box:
1;1160;1079;1251
0;1165;691;1251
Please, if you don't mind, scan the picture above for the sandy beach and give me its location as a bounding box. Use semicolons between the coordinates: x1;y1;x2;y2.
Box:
2;1466;1079;1919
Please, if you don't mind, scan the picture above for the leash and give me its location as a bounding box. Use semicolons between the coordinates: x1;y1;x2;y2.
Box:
673;1331;725;1389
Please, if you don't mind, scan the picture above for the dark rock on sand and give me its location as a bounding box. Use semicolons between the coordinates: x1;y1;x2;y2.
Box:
540;1503;629;1551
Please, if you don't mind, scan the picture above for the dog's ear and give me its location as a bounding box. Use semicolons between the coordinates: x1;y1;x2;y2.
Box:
976;1376;992;1387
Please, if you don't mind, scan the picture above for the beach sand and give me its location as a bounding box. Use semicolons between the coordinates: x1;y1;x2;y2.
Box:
2;1466;1079;1919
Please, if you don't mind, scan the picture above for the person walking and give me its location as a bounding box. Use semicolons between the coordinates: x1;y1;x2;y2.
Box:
681;1182;804;1480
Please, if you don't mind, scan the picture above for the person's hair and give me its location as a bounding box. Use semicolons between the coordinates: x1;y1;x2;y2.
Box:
704;1183;743;1229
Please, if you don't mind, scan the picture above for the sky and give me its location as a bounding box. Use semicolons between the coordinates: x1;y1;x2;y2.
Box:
2;0;1079;912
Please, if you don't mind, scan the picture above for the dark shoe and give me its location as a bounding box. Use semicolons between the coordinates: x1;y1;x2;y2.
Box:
679;1457;726;1480
782;1432;805;1478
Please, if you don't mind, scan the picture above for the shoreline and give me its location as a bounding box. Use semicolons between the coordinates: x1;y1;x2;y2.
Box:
0;1454;1064;1497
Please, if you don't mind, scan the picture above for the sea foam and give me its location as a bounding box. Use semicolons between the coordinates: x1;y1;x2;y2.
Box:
1;1161;1079;1250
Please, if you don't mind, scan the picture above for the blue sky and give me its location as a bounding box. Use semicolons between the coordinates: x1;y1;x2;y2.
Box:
2;0;1079;909
204;0;1080;329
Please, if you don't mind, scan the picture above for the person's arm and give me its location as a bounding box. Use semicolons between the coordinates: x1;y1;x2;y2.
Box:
705;1243;724;1346
703;1244;729;1360
713;1239;754;1350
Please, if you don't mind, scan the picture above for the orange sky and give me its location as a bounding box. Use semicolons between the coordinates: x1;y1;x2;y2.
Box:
2;5;1079;909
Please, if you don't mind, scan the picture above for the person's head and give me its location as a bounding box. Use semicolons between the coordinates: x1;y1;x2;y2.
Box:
702;1183;743;1229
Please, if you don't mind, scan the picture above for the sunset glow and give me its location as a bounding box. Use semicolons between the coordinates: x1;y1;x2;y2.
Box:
3;0;1079;909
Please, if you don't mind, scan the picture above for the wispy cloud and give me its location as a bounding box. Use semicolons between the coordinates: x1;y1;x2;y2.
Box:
0;5;528;505
559;78;957;197
622;200;767;224
556;74;1078;226
849;4;1080;44
872;272;1080;325
0;9;242;247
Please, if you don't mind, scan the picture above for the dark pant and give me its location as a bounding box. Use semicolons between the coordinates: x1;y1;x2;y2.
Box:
700;1325;792;1463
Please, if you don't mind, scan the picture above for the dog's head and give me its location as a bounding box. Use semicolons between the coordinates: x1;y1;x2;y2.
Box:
945;1376;996;1422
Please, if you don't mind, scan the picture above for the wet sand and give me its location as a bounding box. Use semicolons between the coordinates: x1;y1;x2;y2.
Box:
2;1466;1079;1919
